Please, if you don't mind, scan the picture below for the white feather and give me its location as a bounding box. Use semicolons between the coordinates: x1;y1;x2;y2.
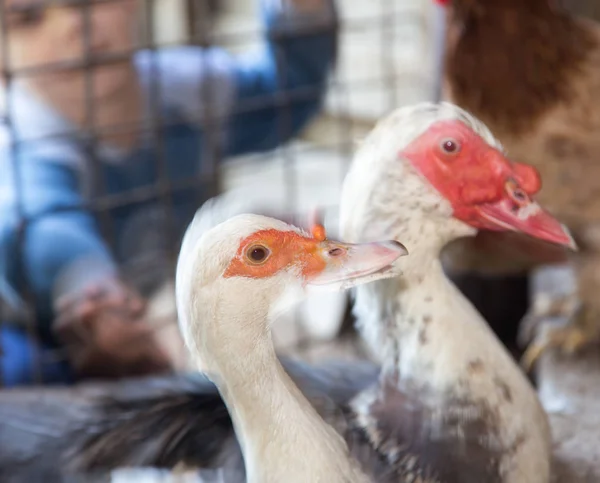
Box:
340;102;551;483
175;212;370;483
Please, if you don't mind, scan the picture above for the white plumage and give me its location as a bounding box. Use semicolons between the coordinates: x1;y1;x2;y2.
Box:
174;212;406;483
340;102;552;483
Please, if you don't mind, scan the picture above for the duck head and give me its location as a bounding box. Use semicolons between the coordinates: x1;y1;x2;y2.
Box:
340;102;575;254
175;213;407;371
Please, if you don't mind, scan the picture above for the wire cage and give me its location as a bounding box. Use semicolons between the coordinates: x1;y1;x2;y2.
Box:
0;0;439;386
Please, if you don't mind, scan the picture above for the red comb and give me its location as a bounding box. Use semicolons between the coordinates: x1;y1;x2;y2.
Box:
512;162;542;195
308;208;327;242
434;0;451;5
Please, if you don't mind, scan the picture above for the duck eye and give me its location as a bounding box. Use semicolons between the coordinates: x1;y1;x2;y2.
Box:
440;138;460;155
246;245;270;264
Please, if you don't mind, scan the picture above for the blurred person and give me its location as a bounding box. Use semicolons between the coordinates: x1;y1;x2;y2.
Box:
0;0;338;385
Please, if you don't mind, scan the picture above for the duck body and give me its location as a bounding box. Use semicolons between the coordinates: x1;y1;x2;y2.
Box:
339;103;558;482
172;213;412;483
350;262;550;483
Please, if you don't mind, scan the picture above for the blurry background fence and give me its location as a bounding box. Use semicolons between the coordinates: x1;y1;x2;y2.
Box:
213;0;440;219
0;0;441;383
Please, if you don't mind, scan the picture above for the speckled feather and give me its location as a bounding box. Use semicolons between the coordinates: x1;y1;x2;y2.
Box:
340;103;552;483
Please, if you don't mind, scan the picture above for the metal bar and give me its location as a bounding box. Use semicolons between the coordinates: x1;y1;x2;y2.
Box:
430;2;447;103
0;0;41;384
79;0;117;253
4;71;429;147
2;10;422;79
5;77;403;147
192;0;222;211
273;6;308;342
331;70;354;186
273;18;298;215
381;0;398;110
27;136;369;213
143;0;177;265
22;137;369;220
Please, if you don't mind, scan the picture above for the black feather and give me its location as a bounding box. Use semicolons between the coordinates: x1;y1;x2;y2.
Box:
0;357;382;481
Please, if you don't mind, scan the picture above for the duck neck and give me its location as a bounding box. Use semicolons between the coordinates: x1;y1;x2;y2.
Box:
191;291;365;483
353;218;505;391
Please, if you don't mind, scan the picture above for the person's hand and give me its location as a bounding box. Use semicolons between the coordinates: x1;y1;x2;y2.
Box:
53;279;172;379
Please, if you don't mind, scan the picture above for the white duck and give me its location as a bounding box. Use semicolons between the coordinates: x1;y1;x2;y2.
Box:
175;212;406;483
0;103;574;483
340;102;574;483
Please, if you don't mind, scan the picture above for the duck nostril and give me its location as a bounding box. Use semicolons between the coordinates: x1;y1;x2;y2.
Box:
328;247;345;257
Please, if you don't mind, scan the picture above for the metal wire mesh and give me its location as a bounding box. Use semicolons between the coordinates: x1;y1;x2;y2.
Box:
0;0;437;385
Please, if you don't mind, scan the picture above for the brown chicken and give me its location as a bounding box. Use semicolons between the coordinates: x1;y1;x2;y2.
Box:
436;0;600;368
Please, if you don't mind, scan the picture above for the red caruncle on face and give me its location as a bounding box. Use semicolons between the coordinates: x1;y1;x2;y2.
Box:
397;118;574;249
400;119;541;230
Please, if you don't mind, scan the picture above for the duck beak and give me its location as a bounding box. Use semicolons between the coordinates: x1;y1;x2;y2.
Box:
306;239;408;290
476;198;577;250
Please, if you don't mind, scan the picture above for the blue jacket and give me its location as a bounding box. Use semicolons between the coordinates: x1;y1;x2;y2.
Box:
0;0;337;385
